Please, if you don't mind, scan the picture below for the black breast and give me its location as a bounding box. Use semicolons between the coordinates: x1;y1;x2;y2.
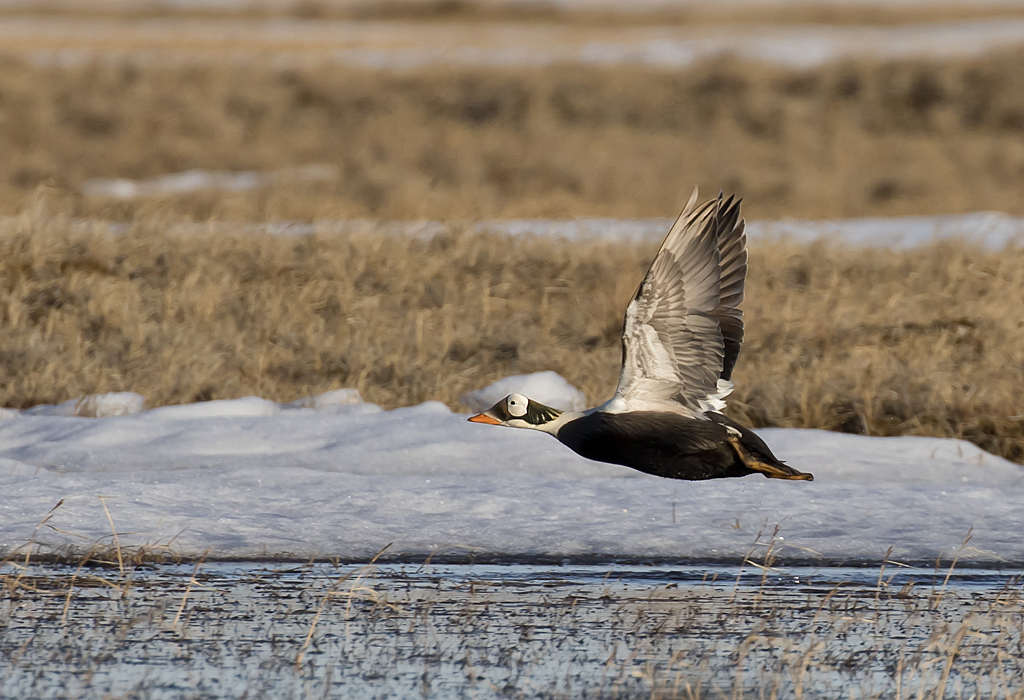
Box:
555;411;754;481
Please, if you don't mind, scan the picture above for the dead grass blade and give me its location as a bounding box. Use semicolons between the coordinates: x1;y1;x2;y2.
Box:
98;495;124;576
171;550;209;632
294;541;394;671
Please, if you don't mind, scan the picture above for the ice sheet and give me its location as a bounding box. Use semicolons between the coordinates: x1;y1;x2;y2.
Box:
1;381;1021;565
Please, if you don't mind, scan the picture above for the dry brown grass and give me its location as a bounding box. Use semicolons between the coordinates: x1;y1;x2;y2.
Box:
2;199;1022;463
2;51;1024;222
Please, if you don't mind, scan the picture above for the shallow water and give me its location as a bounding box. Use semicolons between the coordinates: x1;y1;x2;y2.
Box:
2;562;1022;698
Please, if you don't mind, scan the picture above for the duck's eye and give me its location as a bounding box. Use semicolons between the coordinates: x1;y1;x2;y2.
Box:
506;396;527;417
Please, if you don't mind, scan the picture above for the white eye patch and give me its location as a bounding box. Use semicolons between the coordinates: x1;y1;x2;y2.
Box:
506;394;528;418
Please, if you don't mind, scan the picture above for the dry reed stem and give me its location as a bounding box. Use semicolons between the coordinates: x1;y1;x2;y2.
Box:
936;619;973;700
933;528;975;610
1;499;64;600
295;541;392;669
171;551;209;632
60;545;98;625
97;496;124;576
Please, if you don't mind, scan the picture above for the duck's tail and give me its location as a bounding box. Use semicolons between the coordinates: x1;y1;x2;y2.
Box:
708;412;814;482
726;435;814;481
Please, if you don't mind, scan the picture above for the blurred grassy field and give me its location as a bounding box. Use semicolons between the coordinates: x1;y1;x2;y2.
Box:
2;50;1024;221
2;203;1022;463
2;27;1024;463
8;0;1024;25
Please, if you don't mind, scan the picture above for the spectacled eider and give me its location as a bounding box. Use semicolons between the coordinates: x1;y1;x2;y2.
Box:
469;190;813;482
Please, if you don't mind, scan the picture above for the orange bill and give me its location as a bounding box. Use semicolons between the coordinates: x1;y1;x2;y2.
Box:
468;413;501;425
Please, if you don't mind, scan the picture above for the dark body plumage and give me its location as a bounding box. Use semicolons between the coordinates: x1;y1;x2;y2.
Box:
555;411;789;481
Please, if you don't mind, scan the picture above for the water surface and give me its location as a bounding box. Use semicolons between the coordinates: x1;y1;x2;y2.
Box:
2;563;1022;698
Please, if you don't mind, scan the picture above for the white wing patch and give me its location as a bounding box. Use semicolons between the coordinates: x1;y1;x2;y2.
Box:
612;192;745;419
700;379;734;413
639;322;676;382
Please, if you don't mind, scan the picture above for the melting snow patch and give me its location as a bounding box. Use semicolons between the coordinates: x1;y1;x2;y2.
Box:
10;16;1024;70
23;392;145;418
4;212;1022;250
1;375;1022;565
286;388;366;410
80;164;338;200
142;396;281;420
473;212;1024;249
459;371;588;413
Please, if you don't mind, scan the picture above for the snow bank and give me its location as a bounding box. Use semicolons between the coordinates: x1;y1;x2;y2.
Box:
748;212;1024;249
80;165;337;200
143;396;281;420
263;211;1023;249
23;392;145;418
9;16;1024;70
286;387;365;410
8;212;1019;250
475;212;1024;249
460;371;587;413
1;375;1021;565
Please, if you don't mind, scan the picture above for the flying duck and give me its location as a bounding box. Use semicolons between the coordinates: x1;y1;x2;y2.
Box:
469;190;813;482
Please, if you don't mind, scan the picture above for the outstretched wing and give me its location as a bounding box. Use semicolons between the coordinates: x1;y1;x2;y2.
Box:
613;191;746;416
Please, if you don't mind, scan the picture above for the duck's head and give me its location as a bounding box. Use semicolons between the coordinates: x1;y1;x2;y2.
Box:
468;393;564;432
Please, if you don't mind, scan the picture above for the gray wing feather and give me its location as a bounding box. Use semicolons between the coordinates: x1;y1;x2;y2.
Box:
614;191;747;414
710;195;746;381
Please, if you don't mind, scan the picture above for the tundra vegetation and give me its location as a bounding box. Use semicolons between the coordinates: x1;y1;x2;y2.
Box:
1;50;1024;222
2;206;1022;464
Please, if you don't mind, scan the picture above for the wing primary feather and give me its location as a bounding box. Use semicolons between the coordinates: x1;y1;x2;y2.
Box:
710;195;746;381
615;193;739;415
